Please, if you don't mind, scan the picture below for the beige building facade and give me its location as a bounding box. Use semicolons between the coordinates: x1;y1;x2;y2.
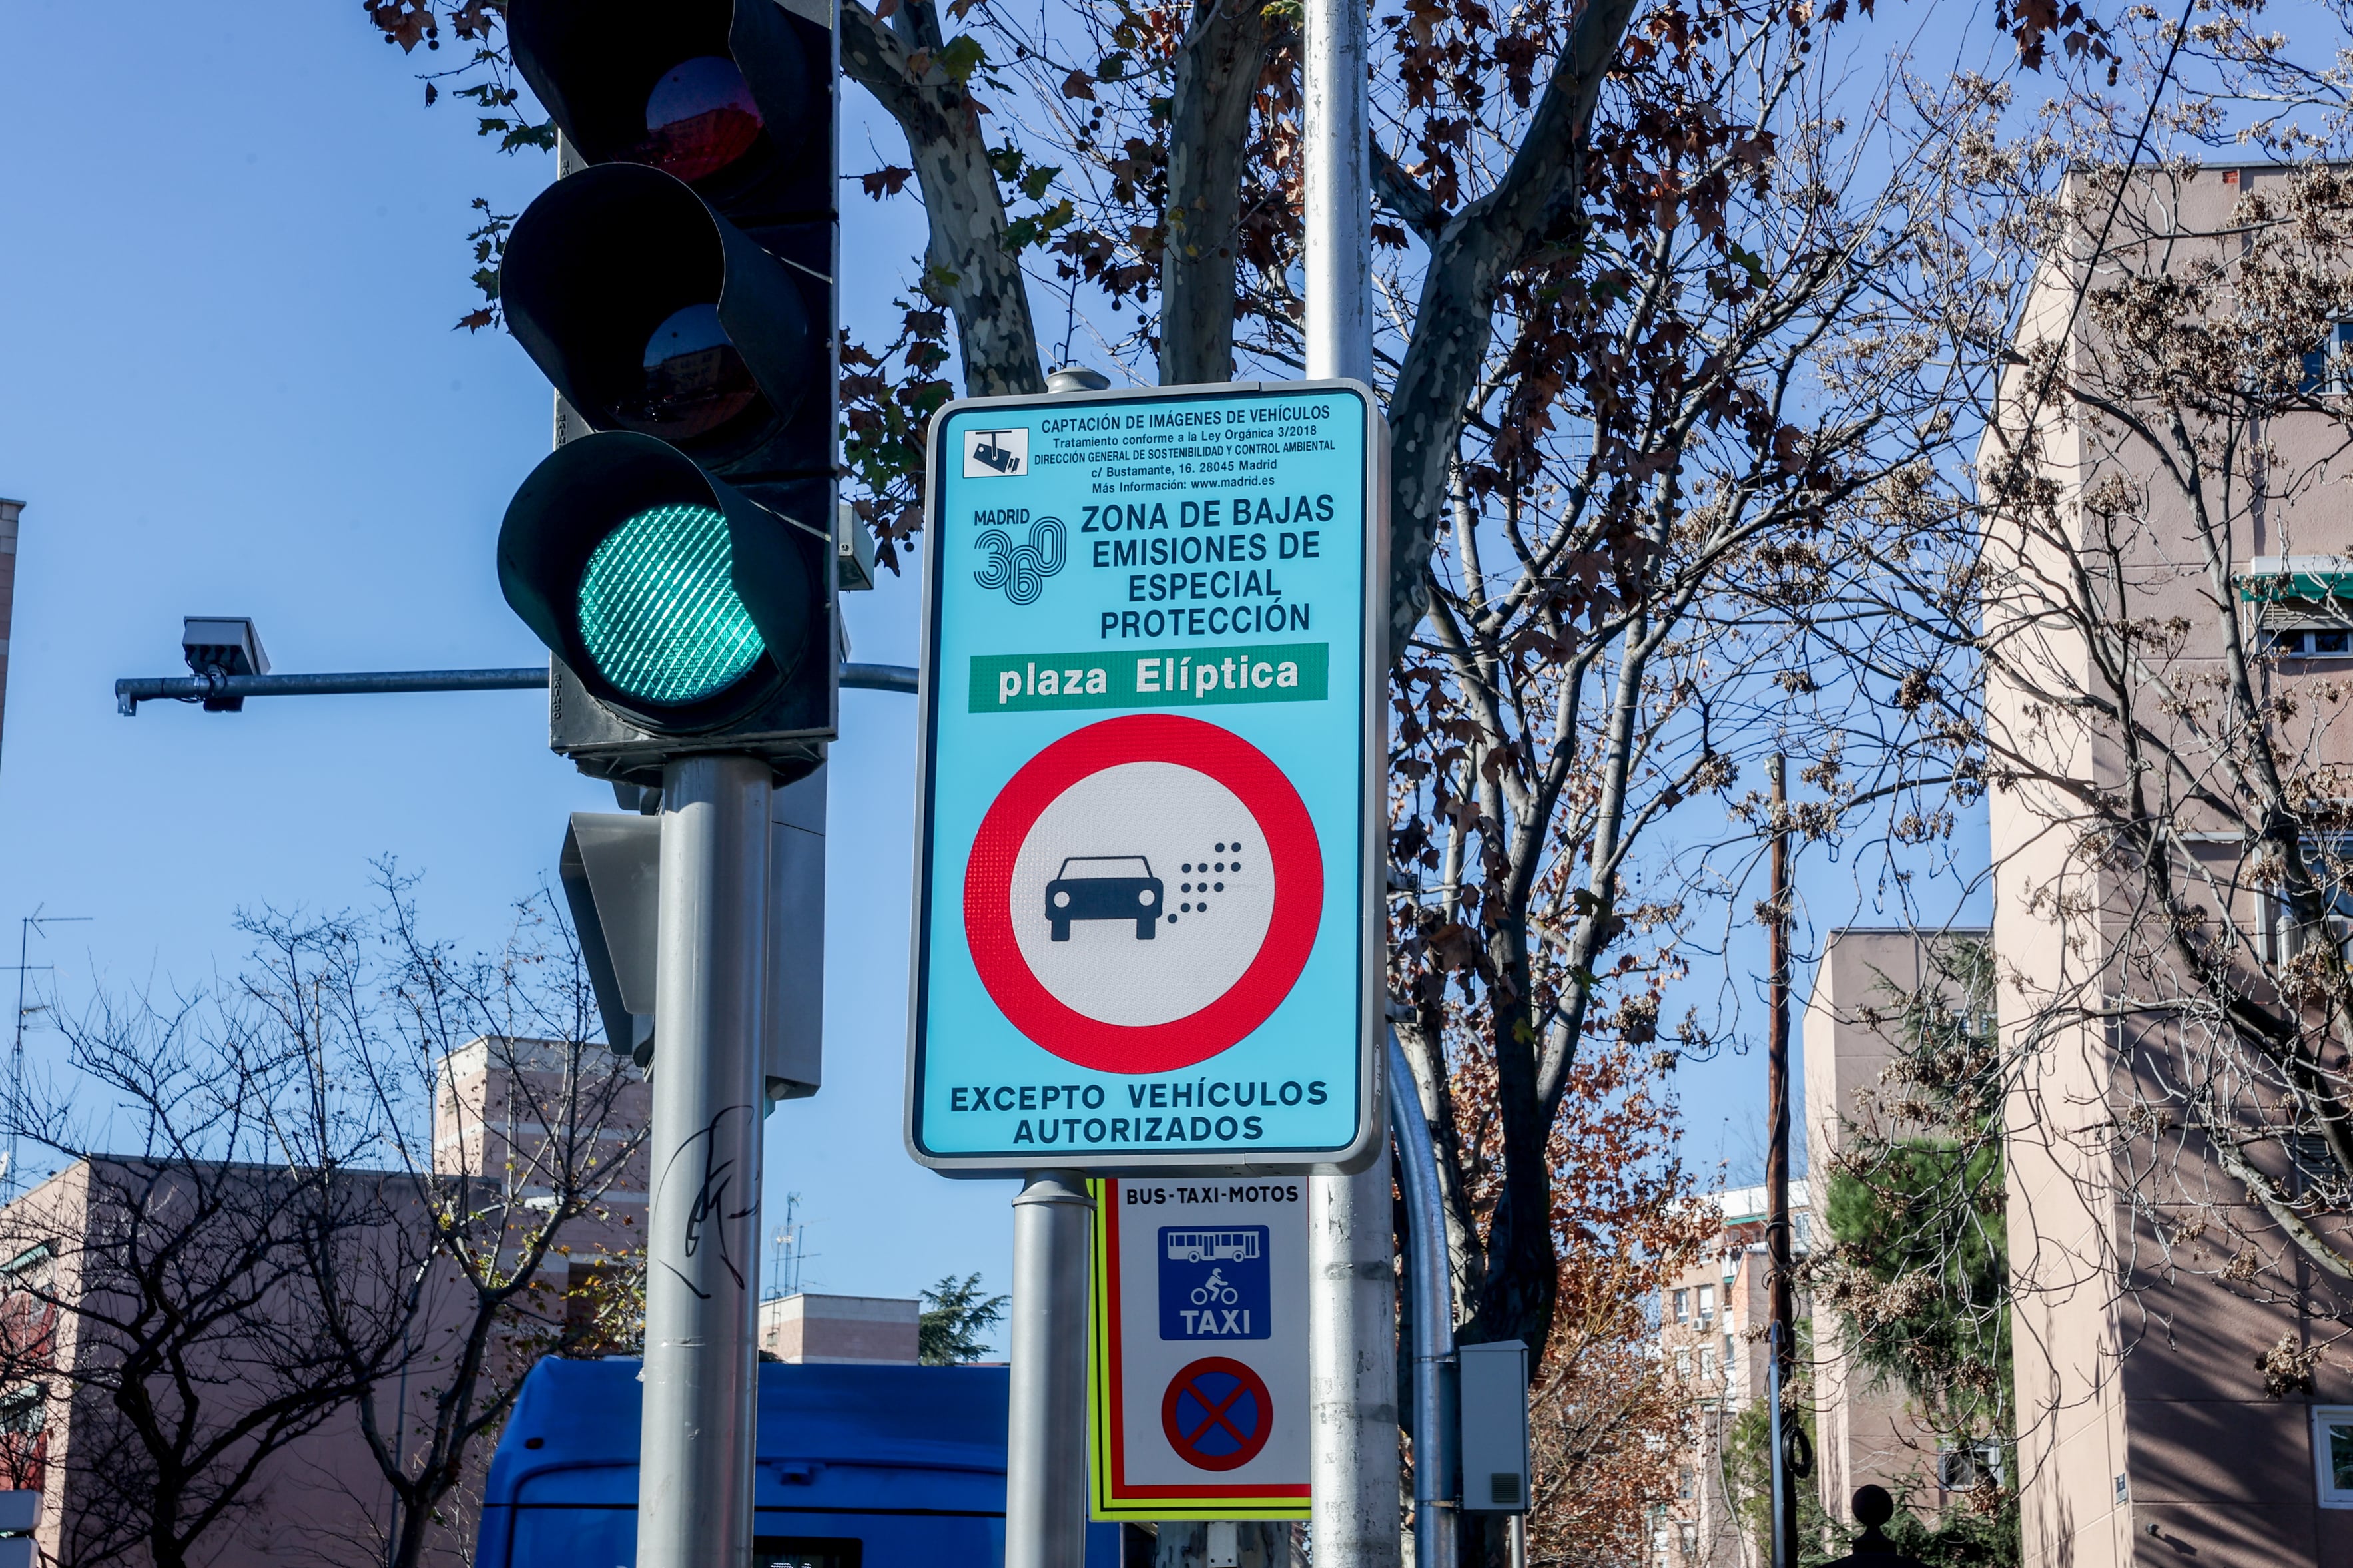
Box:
1804;927;1986;1521
756;1292;921;1364
1981;163;2353;1564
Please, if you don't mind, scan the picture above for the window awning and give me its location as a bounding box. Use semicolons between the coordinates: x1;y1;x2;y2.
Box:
2237;555;2353;603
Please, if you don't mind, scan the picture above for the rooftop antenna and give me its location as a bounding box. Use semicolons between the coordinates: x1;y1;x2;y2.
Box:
768;1193;815;1298
7;907;91;1201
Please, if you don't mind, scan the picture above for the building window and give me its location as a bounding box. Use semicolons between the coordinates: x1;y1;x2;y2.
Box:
2241;557;2353;659
1699;1347;1716;1381
2316;1407;2353;1508
1672;1288;1689;1325
1679;1523;1700;1560
0;1384;45;1493
2306;322;2353;395
1938;1439;2005;1493
2273;625;2353;657
2290;1132;2342;1204
1696;1284;1714;1324
1678;1465;1694;1500
2262;879;2353;965
1724;1331;1736;1366
1674;1348;1692;1380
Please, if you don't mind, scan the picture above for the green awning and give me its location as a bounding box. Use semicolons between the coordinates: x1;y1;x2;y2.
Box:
2238;565;2353;603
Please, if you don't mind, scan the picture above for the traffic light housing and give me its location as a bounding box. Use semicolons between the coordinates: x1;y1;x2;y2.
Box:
497;0;839;784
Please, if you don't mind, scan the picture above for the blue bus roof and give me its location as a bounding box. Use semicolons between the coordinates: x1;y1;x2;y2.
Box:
476;1358;1133;1568
485;1358;1016;1507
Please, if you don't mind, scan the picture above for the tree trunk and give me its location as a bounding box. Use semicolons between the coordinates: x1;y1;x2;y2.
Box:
1382;0;1640;656
1160;0;1271;385
841;0;1046;397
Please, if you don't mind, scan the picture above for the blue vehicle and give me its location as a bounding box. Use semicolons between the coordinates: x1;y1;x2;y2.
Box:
478;1358;1140;1568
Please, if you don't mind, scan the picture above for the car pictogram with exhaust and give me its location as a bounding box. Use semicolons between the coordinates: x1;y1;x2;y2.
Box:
1046;856;1162;941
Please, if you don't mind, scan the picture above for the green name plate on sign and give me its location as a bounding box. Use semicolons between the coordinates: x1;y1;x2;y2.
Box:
905;380;1389;1175
968;643;1330;714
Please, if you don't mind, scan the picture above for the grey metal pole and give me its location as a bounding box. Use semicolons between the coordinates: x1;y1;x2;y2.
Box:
112;661;919;714
1006;1171;1092;1568
1388;1032;1455;1568
1766;754;1796;1568
637;753;772;1568
1302;0;1372;384
1304;0;1396;1551
1309;1151;1400;1568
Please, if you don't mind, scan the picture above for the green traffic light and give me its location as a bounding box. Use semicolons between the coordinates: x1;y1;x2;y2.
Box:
576;501;765;705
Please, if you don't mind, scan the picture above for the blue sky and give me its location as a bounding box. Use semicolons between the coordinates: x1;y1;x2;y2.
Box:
0;0;1987;1337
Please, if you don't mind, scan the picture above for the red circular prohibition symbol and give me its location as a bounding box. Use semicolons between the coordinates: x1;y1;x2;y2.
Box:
1160;1357;1274;1472
963;712;1323;1074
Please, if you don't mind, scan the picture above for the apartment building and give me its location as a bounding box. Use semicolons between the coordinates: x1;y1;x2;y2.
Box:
756;1292;921;1363
1653;1180;1810;1567
1655;925;2016;1568
1804;928;1998;1522
1980;162;2353;1563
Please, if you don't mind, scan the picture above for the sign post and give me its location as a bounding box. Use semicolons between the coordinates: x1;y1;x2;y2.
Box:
912;380;1387;1568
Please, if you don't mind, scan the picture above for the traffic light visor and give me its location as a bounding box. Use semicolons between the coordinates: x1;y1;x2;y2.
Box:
502;164;815;473
509;0;824;228
578;502;765;706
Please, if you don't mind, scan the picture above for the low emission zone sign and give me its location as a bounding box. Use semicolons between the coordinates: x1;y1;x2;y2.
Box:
905;380;1387;1173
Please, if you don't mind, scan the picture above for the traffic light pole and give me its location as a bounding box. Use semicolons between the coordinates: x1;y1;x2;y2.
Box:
638;753;772;1568
1302;0;1401;1549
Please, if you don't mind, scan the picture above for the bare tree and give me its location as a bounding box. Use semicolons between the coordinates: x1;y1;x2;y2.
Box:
237;875;647;1568
0;993;384;1568
0;874;646;1568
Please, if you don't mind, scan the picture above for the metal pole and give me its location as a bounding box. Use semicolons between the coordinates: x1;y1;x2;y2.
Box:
112;661;918;714
1006;1171;1092;1568
637;753;771;1568
1303;0;1396;1552
1766;753;1796;1568
1309;1151;1399;1568
8;918;27;1200
1388;1032;1455;1568
1767;1321;1789;1567
1303;0;1372;385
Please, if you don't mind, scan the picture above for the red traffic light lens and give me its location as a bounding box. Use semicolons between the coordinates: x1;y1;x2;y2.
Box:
635;56;764;185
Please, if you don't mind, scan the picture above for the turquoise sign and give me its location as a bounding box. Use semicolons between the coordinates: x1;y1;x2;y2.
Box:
906;381;1387;1173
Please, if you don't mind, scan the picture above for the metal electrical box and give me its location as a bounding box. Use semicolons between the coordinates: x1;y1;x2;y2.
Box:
1457;1339;1530;1512
558;764;827;1100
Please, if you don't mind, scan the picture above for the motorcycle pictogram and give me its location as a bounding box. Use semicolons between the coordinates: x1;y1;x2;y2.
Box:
1189;1268;1240;1307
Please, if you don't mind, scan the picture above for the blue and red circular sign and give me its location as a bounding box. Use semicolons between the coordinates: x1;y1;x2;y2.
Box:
964;713;1323;1074
1160;1356;1274;1471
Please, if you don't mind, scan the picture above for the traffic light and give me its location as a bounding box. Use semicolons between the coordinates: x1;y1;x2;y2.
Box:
496;0;839;784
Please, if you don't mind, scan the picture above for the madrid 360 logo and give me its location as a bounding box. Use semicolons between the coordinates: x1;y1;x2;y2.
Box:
973;509;1067;607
